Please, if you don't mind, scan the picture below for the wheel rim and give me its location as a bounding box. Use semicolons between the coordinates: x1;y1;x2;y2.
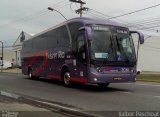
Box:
28;71;32;78
64;72;70;85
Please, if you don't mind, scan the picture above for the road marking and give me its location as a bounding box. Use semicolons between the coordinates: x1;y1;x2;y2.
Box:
154;96;160;99
122;92;131;94
0;91;19;99
118;91;132;94
136;83;160;87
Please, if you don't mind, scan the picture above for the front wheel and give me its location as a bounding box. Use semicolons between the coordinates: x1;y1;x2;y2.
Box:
28;69;33;79
28;69;38;79
62;70;71;87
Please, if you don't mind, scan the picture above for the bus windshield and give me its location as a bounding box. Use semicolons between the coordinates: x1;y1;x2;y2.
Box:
90;25;136;66
115;33;136;62
90;26;115;62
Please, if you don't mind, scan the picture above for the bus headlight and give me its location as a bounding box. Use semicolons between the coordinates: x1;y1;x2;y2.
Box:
94;78;98;81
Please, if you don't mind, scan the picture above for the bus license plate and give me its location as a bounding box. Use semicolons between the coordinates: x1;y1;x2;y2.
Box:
113;77;122;81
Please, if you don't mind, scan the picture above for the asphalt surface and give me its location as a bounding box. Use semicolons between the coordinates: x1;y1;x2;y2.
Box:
0;73;160;116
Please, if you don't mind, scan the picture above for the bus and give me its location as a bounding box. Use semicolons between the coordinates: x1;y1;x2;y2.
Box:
21;17;144;87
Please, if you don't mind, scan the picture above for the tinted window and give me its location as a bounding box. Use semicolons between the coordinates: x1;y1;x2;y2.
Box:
68;22;83;51
47;29;58;49
23;40;32;54
58;25;70;47
76;32;86;62
36;36;47;51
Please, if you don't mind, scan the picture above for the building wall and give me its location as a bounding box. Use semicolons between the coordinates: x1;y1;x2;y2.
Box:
133;35;160;72
0;48;14;68
0;48;14;62
13;46;22;66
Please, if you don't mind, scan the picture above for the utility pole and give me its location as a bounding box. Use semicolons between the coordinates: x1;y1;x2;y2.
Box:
80;2;83;17
0;41;3;72
69;0;88;17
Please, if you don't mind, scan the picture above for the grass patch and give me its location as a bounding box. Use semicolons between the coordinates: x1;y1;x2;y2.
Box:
136;74;160;81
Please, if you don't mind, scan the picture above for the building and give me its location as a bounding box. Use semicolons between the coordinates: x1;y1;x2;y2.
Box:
12;31;32;66
0;48;14;69
133;34;160;72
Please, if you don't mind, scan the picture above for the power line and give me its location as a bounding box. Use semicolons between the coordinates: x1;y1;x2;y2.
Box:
84;7;160;32
0;0;69;28
137;24;160;30
127;16;160;27
108;3;160;19
83;8;128;26
128;18;160;29
85;12;101;19
89;9;110;18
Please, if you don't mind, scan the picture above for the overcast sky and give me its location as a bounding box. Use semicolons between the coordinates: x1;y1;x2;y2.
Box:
1;0;160;45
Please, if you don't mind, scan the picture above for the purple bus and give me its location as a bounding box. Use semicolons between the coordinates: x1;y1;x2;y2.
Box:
21;17;144;87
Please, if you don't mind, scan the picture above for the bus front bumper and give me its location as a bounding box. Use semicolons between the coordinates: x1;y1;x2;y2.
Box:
88;70;136;84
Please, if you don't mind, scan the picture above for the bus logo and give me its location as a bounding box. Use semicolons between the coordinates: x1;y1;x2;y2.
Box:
46;51;65;59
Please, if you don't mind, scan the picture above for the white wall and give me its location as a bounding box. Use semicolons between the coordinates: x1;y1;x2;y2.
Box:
0;60;12;69
134;35;160;72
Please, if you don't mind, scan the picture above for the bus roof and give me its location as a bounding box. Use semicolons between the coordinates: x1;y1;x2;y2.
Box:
68;17;123;27
26;17;125;41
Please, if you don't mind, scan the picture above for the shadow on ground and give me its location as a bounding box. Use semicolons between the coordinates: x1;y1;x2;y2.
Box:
24;77;131;93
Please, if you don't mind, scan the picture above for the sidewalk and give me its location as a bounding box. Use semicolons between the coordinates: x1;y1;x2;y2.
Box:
2;68;21;74
0;95;47;111
0;95;68;117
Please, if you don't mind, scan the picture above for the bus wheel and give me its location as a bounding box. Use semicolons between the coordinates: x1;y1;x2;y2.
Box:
98;83;110;88
63;71;71;87
28;69;33;79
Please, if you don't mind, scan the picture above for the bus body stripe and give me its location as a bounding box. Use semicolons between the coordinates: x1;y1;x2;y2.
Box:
70;77;88;83
46;75;87;84
46;75;61;79
32;50;48;76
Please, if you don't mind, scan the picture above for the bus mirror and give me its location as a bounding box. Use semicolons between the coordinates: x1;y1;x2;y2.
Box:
85;27;92;41
130;31;144;44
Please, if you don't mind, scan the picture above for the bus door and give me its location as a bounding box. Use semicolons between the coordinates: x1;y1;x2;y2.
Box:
74;31;88;82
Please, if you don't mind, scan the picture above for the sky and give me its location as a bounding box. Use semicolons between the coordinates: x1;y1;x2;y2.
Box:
1;0;160;46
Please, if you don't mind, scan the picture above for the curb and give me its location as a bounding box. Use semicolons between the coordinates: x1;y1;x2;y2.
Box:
0;90;101;117
1;71;21;74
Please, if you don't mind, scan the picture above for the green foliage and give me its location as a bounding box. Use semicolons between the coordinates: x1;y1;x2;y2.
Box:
136;74;160;81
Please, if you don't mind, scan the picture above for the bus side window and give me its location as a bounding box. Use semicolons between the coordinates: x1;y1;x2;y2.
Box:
76;33;86;62
58;25;70;47
68;22;83;53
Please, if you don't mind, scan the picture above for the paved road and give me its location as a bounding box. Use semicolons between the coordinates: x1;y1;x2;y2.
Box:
0;73;160;116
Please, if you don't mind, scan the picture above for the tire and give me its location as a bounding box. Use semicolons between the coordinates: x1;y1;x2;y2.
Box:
28;69;39;80
28;69;33;79
62;70;71;87
98;83;110;88
137;71;140;75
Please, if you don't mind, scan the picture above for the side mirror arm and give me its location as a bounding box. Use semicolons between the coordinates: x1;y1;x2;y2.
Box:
130;31;144;44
